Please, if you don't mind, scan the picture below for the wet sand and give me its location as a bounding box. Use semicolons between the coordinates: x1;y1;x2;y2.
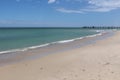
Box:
0;31;120;80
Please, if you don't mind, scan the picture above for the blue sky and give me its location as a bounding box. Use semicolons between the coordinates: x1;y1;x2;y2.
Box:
0;0;120;27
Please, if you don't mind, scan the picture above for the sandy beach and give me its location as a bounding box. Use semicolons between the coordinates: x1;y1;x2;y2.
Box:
0;31;120;80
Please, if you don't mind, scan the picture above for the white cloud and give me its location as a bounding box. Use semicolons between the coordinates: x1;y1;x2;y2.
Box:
57;8;83;13
56;0;120;13
87;0;120;12
48;0;56;4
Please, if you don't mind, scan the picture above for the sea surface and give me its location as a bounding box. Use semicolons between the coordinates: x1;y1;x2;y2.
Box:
0;28;100;53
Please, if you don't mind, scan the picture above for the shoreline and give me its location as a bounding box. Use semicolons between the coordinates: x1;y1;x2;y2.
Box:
0;30;114;66
0;30;102;54
0;31;120;80
0;29;98;53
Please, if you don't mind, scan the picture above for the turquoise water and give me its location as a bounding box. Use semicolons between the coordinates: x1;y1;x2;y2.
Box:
0;28;98;52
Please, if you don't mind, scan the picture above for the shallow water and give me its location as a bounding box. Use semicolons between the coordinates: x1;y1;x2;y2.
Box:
0;28;98;52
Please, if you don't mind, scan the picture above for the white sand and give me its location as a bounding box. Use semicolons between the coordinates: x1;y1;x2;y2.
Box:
0;31;120;80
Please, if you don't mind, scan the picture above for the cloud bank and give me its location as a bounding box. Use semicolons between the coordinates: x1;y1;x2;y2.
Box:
52;0;120;13
87;0;120;12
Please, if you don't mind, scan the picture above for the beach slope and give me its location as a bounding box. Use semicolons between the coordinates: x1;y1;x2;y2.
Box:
0;31;120;80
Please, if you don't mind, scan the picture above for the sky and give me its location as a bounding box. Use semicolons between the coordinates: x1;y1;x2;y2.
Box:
0;0;120;27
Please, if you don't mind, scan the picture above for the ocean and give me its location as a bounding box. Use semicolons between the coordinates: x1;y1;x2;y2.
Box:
0;28;100;53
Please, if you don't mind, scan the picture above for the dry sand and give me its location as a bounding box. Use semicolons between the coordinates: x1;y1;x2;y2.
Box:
0;31;120;80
